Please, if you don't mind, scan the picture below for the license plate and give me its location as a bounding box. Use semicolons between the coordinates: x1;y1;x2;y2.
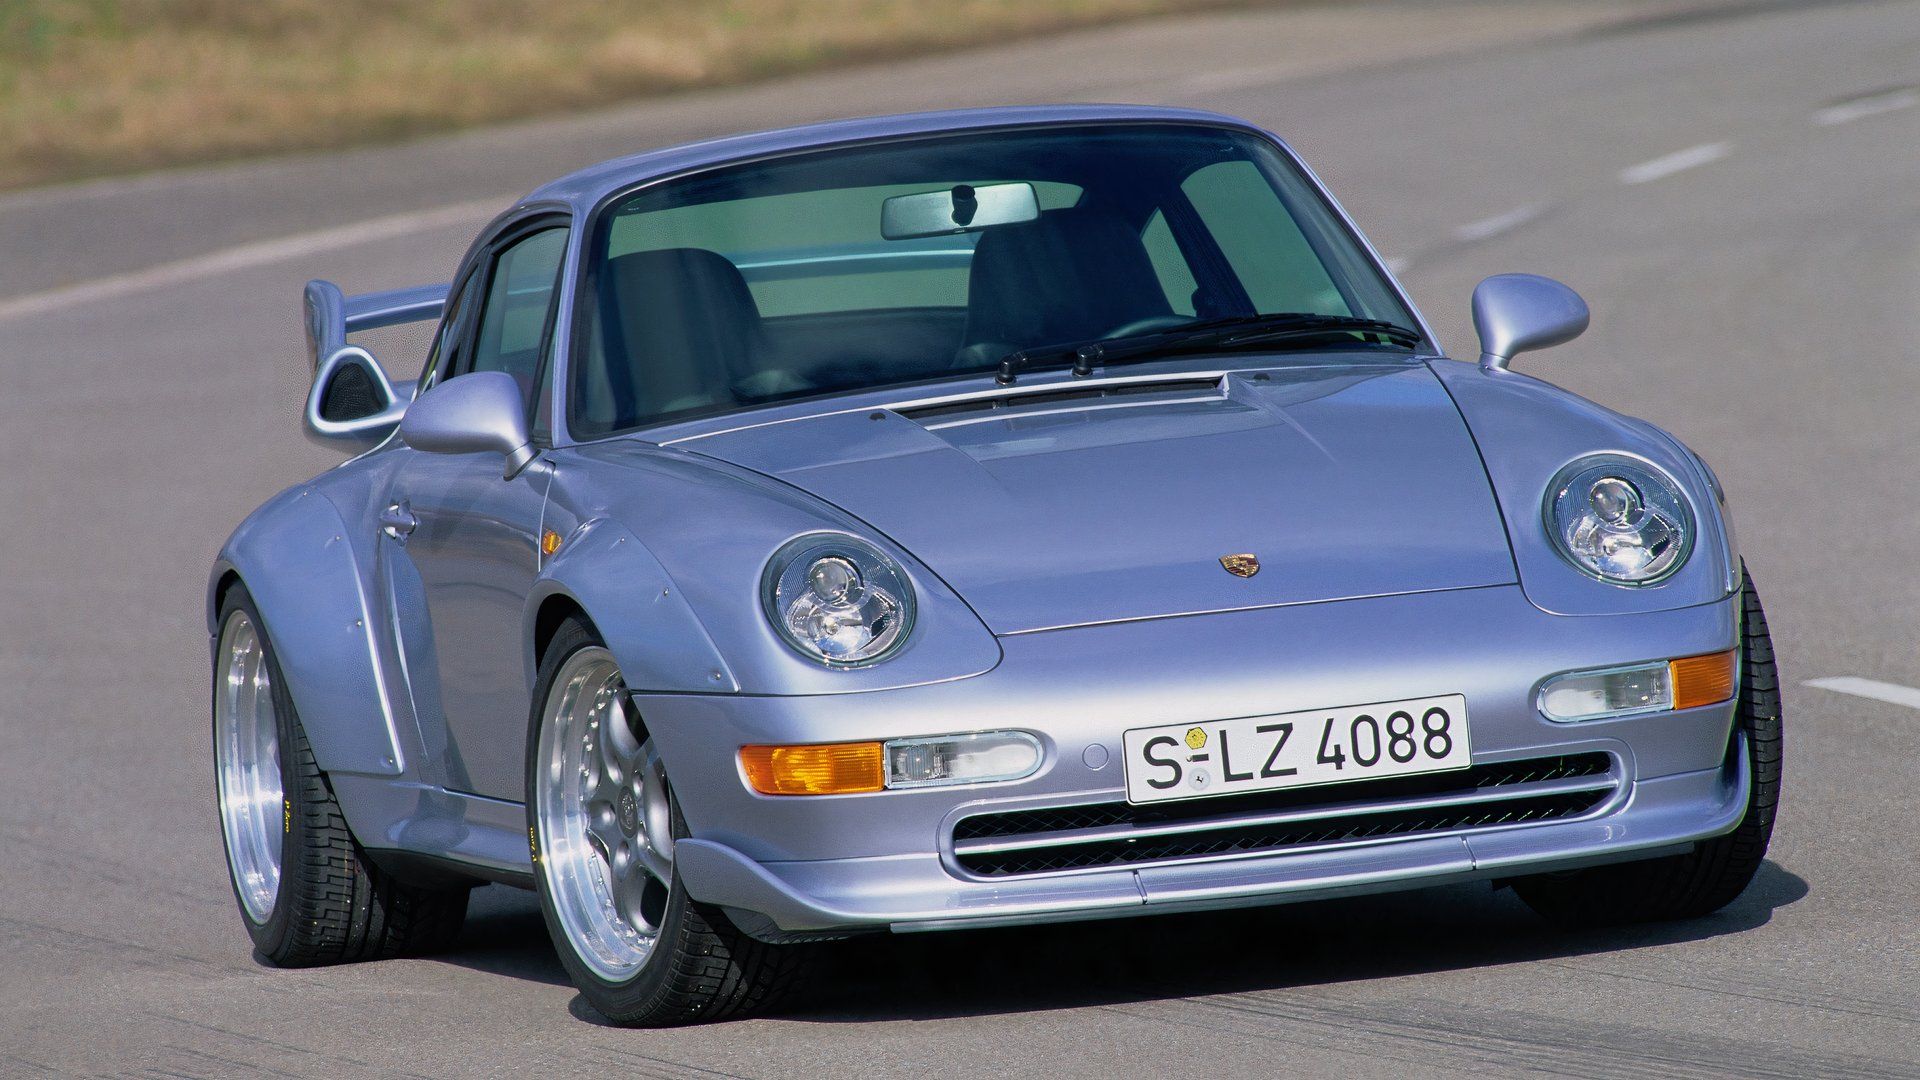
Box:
1122;695;1471;804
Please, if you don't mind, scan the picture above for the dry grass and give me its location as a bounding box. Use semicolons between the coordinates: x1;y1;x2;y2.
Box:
0;0;1263;191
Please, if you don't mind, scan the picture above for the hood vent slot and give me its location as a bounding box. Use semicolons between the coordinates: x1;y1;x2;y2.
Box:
899;377;1224;425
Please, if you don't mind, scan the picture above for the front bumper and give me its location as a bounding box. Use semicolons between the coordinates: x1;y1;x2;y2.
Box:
636;585;1744;938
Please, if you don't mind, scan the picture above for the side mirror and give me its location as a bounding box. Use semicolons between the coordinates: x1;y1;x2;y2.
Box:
1471;274;1590;371
398;371;537;479
305;345;407;450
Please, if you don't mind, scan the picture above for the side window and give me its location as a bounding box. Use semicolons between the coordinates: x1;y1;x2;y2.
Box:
1140;210;1199;317
1181;161;1347;315
464;227;570;401
418;273;480;395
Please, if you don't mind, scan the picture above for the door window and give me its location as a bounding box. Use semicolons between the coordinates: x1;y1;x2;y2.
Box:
464;227;570;401
418;273;479;396
455;224;568;440
1181;161;1347;315
1140;210;1200;316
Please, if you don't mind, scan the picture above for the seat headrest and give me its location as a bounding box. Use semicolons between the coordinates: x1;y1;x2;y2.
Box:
962;207;1172;350
596;247;762;414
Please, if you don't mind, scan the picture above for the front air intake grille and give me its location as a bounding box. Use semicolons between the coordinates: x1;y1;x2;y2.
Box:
951;753;1615;878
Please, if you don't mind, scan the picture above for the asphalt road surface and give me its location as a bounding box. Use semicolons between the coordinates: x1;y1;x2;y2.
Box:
3;1;1918;1076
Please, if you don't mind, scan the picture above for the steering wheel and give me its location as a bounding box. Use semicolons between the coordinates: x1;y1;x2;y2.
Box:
1102;314;1197;340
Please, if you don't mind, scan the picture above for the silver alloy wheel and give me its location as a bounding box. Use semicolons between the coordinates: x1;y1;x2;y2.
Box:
535;647;676;982
214;610;284;923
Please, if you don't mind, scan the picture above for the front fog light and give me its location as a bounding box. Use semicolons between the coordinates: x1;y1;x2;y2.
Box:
1539;661;1672;722
1538;650;1736;723
885;732;1042;789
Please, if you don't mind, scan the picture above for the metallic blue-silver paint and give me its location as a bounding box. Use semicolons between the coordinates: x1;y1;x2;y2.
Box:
211;104;1746;939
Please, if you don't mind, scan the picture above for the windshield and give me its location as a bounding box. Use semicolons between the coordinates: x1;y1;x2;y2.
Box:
572;123;1421;437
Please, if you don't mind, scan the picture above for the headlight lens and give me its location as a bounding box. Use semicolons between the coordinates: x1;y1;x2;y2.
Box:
762;534;915;665
1543;455;1693;584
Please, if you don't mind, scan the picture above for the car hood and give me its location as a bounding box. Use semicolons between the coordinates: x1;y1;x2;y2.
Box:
684;364;1517;634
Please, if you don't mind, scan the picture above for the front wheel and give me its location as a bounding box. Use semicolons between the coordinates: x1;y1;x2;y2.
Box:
1513;567;1782;925
212;583;469;964
527;618;811;1025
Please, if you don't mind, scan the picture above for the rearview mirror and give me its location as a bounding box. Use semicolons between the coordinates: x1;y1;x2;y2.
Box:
1471;274;1590;371
881;182;1040;240
398;371;537;479
304;345;406;450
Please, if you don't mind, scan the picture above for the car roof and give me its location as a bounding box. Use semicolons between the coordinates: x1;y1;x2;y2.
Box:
520;104;1266;212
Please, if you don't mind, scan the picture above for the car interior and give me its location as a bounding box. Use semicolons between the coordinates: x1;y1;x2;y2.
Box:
568;124;1401;437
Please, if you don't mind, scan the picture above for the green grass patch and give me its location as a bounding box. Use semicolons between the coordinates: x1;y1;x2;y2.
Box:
0;0;1274;191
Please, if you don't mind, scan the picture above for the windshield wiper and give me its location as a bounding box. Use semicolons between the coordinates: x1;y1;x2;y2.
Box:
994;313;1424;385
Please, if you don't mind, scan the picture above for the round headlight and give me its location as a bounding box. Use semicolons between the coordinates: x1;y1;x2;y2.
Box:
762;534;916;665
1543;455;1693;585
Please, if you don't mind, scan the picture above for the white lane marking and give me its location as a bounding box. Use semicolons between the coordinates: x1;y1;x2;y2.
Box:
1814;89;1918;127
1617;141;1732;185
1383;255;1412;275
1451;203;1546;243
0;195;510;323
1804;676;1920;711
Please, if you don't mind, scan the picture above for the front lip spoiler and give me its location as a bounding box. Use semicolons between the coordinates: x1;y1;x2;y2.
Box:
885;840;1701;934
673;751;1748;940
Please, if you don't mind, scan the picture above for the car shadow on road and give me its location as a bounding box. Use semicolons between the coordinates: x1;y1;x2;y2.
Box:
437;860;1807;1024
794;860;1809;1024
441;885;572;988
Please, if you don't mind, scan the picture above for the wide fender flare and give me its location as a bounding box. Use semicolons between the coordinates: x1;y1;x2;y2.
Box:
1430;358;1736;616
523;518;740;698
209;486;404;777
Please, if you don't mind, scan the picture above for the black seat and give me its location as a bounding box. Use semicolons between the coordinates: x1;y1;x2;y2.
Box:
593;247;764;419
957;207;1173;367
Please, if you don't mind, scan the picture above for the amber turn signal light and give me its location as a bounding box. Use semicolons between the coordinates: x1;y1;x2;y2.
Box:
1670;649;1737;711
740;742;885;795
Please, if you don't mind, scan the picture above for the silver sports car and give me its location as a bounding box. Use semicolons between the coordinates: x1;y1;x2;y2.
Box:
210;105;1781;1026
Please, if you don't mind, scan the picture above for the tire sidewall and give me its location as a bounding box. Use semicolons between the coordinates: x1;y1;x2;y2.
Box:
1732;570;1783;836
1510;569;1782;924
525;618;689;1017
212;584;305;957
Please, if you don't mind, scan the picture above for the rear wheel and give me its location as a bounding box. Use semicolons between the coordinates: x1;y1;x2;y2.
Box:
1513;567;1782;925
212;584;470;964
527;618;811;1025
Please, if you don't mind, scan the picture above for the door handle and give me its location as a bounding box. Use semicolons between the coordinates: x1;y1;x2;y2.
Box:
380;502;417;541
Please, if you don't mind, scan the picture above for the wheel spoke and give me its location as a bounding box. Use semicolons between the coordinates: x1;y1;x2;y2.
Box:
610;846;658;934
634;742;675;883
632;834;674;886
602;692;643;783
583;811;617;866
588;739;623;812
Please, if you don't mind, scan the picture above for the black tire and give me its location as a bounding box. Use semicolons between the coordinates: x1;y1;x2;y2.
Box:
527;617;813;1026
213;583;471;966
1513;566;1782;925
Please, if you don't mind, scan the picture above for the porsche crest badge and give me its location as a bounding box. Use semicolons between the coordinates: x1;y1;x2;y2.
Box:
1220;553;1260;578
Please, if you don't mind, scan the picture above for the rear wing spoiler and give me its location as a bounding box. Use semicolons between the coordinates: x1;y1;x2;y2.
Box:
302;279;449;372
